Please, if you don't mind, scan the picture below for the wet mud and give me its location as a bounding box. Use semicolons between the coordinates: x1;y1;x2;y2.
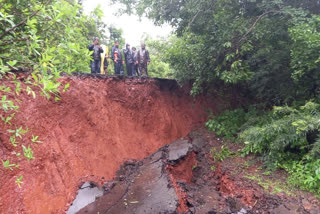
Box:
74;129;320;214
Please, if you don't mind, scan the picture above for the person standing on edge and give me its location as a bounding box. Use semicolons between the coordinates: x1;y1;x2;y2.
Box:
132;46;138;76
88;37;104;74
111;41;124;75
124;44;135;76
136;43;150;77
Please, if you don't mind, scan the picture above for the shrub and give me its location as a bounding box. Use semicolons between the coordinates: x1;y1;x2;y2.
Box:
206;109;247;140
239;101;320;194
206;106;261;141
281;156;320;195
240;101;320;167
207;101;320;194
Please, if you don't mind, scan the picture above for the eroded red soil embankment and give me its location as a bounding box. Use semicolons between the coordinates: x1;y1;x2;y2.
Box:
0;76;238;214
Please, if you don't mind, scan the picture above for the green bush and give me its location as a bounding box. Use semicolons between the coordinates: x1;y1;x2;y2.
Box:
207;101;320;194
238;101;320;194
206;106;261;141
281;156;320;195
240;102;320;166
206;109;247;140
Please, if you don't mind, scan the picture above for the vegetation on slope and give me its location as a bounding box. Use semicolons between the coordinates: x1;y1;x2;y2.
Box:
0;0;108;186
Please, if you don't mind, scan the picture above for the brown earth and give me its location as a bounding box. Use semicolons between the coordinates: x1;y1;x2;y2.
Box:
167;152;197;213
0;74;242;214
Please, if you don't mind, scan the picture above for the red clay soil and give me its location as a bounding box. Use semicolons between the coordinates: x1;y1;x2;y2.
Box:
167;152;197;213
0;76;241;214
216;164;257;207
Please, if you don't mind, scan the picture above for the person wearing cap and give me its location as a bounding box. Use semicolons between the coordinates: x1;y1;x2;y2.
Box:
88;37;104;74
111;41;124;75
123;43;135;76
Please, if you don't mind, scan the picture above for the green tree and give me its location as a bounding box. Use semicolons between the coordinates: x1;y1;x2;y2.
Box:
84;4;108;43
108;26;125;48
111;0;320;102
145;37;174;78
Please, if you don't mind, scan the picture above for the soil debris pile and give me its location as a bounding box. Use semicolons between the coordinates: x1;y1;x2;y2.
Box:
74;129;320;214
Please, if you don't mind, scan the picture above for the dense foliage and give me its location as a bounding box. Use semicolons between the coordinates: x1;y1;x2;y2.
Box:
206;109;249;141
240;102;320;194
206;103;320;195
112;0;320;194
145;38;174;78
112;0;320;102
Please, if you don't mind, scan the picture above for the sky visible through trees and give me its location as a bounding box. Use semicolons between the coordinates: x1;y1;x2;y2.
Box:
82;0;172;45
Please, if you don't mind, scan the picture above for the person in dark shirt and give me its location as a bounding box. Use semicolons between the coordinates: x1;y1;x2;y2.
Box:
111;41;124;75
123;44;135;76
88;37;104;74
136;43;150;77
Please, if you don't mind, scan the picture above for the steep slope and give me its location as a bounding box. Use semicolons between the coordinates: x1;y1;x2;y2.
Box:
0;75;238;214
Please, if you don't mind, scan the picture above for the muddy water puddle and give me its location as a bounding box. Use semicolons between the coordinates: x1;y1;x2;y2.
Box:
67;182;103;214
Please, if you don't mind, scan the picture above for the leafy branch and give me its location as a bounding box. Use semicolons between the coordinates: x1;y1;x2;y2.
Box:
0;0;52;40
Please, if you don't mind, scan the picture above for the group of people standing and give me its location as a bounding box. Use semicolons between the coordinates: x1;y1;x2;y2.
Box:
88;37;150;77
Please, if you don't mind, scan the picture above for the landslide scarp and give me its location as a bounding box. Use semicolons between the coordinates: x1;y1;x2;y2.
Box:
0;75;235;214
